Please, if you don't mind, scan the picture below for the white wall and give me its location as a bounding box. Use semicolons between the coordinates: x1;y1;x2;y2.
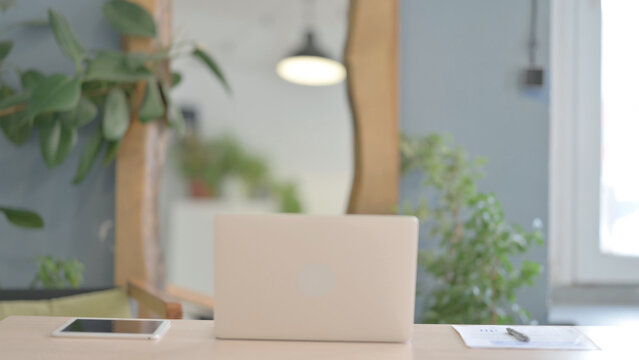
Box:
170;0;353;214
160;0;352;300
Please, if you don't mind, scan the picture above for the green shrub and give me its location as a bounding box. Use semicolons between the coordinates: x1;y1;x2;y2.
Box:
400;133;543;324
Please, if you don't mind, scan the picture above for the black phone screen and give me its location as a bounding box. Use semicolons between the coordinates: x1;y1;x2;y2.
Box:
61;319;163;335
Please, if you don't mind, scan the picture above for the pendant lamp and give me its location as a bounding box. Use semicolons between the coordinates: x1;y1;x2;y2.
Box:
276;30;346;86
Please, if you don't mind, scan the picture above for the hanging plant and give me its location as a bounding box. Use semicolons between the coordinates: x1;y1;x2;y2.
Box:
0;0;229;183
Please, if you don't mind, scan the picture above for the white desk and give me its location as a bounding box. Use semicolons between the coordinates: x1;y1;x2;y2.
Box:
1;316;637;359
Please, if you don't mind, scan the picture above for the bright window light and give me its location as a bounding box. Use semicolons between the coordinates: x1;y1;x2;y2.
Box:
600;0;639;257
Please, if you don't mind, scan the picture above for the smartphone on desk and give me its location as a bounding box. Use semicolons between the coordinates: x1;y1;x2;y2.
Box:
51;318;171;340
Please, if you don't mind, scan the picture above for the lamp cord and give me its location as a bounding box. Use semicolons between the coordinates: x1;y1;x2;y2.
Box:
528;0;538;66
303;0;317;31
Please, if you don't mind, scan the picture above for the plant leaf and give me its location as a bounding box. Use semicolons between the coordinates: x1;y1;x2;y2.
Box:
0;207;44;228
0;91;29;111
39;115;78;166
59;96;97;128
0;40;13;63
73;127;103;184
124;52;148;70
33;113;54;128
160;83;184;135
167;104;185;136
37;117;63;167
0;114;31;145
20;69;46;92
48;9;86;69
103;139;120;165
0;86;31;145
171;72;182;87
192;46;230;93
61;259;84;288
0;84;29;111
138;80;163;122
103;0;156;37
54;125;77;165
124;51;168;70
84;51;152;82
0;0;17;13
27;74;81;121
102;88;129;140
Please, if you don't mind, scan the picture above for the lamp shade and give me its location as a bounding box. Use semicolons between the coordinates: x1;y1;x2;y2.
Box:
276;31;346;86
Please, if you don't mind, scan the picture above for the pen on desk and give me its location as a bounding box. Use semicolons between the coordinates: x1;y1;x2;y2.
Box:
506;327;530;342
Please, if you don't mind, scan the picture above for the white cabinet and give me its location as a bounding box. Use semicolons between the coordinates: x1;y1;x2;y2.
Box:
165;199;276;298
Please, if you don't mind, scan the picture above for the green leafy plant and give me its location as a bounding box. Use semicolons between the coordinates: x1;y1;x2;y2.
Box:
0;206;43;229
271;182;303;213
177;134;303;213
400;133;543;324
0;206;43;288
29;255;83;289
0;0;228;183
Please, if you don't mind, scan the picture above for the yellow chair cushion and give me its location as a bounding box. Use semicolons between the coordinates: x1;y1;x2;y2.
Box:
0;288;132;320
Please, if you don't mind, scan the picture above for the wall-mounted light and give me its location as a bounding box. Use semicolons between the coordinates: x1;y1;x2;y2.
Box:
523;0;544;87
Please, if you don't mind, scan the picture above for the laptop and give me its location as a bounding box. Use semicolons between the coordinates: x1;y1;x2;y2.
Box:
213;213;418;343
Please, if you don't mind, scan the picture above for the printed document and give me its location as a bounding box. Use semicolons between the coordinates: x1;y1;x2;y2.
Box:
452;325;599;350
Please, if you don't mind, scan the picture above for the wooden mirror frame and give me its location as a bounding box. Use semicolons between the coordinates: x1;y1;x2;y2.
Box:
115;0;171;290
345;0;399;214
115;0;400;289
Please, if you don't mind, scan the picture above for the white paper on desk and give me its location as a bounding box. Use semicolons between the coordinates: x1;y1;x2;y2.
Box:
452;325;600;350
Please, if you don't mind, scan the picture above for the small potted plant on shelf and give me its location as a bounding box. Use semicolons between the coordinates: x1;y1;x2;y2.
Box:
176;134;303;213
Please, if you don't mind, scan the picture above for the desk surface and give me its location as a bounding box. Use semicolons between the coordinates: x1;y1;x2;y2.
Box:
0;316;637;359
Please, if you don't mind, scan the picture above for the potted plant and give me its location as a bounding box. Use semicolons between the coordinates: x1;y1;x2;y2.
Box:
0;207;85;291
400;133;543;324
176;134;303;213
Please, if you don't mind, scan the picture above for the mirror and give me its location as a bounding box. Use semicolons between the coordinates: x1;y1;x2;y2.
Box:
159;0;353;312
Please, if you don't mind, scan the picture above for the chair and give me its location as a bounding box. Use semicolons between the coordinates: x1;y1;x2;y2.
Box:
0;278;182;320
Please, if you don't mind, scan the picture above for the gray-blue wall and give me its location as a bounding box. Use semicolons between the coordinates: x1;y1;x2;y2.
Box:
401;0;550;323
0;0;118;287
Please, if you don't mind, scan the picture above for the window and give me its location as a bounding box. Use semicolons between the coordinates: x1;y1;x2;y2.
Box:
550;0;639;285
599;0;639;257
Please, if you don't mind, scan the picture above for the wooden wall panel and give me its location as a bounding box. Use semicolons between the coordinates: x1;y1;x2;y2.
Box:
346;0;400;214
115;0;171;290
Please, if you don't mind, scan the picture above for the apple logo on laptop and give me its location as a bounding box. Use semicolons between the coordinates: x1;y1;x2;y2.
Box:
297;263;336;297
